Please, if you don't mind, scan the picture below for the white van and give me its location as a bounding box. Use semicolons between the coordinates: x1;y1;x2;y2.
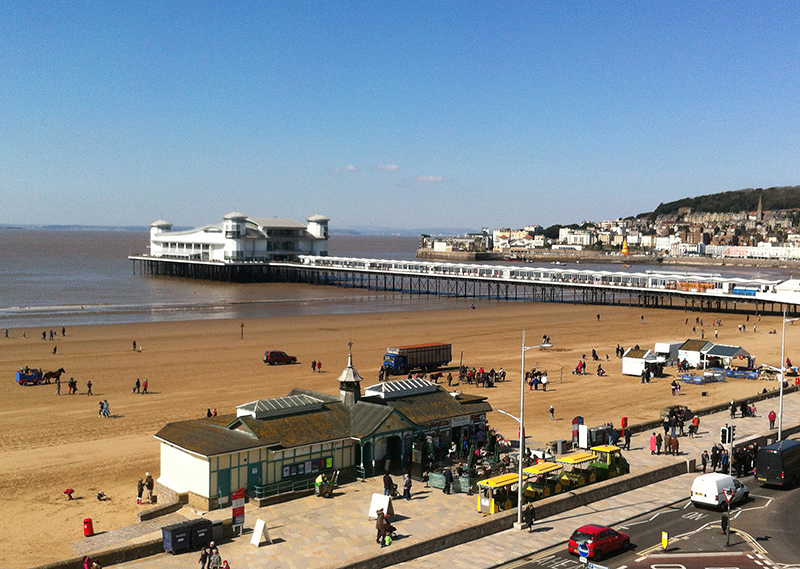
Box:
690;473;748;509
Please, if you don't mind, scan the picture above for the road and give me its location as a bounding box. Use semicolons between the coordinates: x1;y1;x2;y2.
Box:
499;480;800;569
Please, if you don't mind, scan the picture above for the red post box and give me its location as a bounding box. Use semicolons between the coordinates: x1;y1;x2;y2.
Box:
84;518;94;537
620;416;628;436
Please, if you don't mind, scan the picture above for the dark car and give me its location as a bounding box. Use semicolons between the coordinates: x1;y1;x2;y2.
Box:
568;524;630;561
263;350;297;365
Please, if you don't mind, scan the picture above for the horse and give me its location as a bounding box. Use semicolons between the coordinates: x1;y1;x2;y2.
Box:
42;368;65;385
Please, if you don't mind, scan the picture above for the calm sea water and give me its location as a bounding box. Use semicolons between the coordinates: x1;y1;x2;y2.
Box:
0;229;790;329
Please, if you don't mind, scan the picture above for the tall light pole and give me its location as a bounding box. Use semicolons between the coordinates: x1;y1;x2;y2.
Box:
502;330;550;528
779;309;800;441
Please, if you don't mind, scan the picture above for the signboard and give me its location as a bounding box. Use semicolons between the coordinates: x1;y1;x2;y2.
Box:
578;543;590;558
723;489;734;503
367;493;395;519
451;416;470;427
588;563;608;569
232;488;246;527
250;518;271;547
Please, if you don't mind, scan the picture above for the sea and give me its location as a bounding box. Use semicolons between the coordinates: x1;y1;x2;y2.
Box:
0;229;793;329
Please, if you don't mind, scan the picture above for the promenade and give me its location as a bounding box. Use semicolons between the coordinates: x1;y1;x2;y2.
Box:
80;389;800;569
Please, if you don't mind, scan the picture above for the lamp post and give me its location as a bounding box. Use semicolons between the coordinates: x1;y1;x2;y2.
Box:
779;310;800;441
501;330;550;528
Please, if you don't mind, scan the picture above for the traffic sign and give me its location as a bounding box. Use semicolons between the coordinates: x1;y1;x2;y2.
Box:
578;543;590;558
588;563;608;569
723;489;735;503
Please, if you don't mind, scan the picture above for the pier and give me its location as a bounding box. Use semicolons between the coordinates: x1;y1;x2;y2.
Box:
128;254;800;315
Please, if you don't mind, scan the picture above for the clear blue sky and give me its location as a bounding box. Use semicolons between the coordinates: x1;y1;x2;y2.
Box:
2;2;799;231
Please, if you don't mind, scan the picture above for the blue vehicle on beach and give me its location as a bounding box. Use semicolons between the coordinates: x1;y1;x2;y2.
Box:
16;368;43;386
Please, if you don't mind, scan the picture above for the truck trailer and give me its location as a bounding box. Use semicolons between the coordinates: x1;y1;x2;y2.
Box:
383;343;452;375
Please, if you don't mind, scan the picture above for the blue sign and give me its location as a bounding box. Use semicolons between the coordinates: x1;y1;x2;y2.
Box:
578;543;590;558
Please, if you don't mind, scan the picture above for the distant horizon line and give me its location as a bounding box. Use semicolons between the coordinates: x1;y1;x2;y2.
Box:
0;223;474;237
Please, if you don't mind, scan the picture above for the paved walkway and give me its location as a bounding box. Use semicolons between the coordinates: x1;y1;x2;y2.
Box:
92;389;799;569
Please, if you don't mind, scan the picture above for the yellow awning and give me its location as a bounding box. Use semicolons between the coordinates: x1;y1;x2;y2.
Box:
523;462;563;476
557;452;596;465
477;473;520;488
590;445;621;454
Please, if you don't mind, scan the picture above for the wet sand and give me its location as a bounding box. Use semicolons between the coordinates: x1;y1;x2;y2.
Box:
0;301;790;568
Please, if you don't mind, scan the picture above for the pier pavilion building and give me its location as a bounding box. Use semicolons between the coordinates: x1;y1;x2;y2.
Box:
153;354;491;511
148;211;329;263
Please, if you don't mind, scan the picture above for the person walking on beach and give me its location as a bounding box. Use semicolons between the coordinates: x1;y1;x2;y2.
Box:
134;378;140;393
311;360;316;373
136;478;144;505
316;361;322;373
86;380;93;396
541;374;548;391
53;345;57;355
141;378;148;394
549;405;555;421
55;377;61;395
145;473;154;502
132;340;136;351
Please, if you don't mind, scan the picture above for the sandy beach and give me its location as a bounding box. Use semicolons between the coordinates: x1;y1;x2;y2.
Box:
0;297;792;568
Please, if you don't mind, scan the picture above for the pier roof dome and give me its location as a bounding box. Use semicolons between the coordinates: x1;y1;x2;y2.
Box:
307;214;330;222
150;220;172;228
223;211;247;220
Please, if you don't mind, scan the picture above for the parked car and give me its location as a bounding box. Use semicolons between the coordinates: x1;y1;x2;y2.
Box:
568;524;630;561
690;473;748;509
263;350;297;365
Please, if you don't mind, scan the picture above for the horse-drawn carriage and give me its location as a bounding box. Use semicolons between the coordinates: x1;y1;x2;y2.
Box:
16;367;64;386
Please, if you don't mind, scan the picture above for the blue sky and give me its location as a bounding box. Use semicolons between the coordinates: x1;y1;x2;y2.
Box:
2;2;799;231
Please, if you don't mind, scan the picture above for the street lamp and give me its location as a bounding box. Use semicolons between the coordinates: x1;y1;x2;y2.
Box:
500;330;550;529
779;309;800;441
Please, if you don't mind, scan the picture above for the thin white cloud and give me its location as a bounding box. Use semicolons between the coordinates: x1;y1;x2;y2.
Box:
331;165;357;172
376;164;398;171
415;175;445;183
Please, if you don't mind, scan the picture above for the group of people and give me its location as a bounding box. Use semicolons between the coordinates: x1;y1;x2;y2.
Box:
730;400;757;419
58;377;80;395
136;472;155;505
42;328;66;340
457;365;506;388
131;378;148;393
310;360;322;373
205;408;219;417
374;508;397;548
526;368;549;390
198;542;230;569
97;399;111;418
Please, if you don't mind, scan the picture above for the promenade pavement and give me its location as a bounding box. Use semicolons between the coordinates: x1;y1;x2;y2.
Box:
88;388;799;569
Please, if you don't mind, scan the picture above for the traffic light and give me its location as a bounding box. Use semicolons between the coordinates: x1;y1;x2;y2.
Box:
729;425;736;442
720;426;729;444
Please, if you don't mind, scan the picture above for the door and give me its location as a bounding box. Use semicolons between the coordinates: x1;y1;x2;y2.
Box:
247;462;262;493
217;468;231;505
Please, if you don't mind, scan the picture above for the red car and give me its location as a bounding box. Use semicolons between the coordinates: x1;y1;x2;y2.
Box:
263;350;297;365
568;524;630;561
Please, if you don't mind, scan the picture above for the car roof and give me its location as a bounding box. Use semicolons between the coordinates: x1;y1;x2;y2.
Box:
575;524;608;534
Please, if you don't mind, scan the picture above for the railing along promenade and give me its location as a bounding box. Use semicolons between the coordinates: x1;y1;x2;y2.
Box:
129;254;800;314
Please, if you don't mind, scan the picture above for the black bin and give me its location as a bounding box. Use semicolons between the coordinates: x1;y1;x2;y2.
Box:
588;426;607;447
190;519;213;549
162;521;191;553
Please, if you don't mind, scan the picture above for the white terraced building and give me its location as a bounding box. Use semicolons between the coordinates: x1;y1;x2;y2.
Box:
148;211;329;263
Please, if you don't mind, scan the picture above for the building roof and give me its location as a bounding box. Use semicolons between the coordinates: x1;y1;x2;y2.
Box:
150;220;172;227
703;344;750;358
237;394;325;420
249;217;308;230
623;348;653;359
679;339;711;352
363;378;438;400
155;385;491;457
223;211;247;220
307;214;330;222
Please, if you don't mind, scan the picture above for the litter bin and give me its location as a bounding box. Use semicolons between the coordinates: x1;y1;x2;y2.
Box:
211;520;224;543
190;519;213;549
162;521;191;553
588;426;606;447
555;439;568;455
83;518;94;537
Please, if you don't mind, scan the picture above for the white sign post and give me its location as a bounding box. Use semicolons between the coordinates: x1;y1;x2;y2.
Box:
367;493;394;519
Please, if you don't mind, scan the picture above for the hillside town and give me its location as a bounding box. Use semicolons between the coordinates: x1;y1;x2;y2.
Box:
420;198;800;262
